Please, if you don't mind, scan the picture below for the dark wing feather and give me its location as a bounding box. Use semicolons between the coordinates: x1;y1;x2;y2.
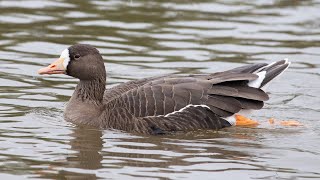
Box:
207;105;233;117
236;98;264;109
260;61;289;87
224;63;268;73
208;72;258;84
207;95;242;114
208;85;269;101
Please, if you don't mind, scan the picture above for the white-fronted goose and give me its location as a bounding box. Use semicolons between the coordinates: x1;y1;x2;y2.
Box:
38;44;290;134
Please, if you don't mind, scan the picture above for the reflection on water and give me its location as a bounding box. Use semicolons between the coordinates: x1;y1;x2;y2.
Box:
0;0;320;179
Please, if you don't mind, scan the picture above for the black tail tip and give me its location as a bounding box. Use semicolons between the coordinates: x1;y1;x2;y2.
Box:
260;59;290;87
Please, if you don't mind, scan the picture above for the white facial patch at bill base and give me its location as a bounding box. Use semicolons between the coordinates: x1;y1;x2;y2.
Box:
60;49;70;69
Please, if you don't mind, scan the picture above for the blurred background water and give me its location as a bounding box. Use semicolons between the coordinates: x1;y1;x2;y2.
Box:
0;0;320;179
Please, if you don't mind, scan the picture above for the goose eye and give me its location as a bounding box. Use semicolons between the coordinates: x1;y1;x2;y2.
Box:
74;54;80;59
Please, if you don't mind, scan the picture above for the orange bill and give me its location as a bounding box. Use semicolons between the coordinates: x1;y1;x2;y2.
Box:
38;58;66;75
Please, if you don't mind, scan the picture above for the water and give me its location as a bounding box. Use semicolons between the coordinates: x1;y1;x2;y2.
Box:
0;0;320;179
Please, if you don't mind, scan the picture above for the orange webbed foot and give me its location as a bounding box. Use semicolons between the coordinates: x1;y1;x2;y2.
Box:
235;114;259;127
269;118;302;126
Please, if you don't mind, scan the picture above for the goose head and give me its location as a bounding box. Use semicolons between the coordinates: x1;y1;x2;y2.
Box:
38;44;106;81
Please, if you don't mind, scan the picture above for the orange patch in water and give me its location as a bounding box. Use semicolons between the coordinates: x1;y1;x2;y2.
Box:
235;114;259;126
268;118;302;126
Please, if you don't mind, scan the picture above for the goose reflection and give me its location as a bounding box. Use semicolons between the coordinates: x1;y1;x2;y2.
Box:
60;127;104;180
68;127;104;169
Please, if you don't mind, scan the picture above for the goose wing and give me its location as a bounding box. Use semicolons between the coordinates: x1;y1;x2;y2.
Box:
103;72;267;134
106;69;269;118
102;61;289;134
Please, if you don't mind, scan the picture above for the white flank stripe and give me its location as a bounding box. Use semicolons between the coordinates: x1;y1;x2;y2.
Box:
60;49;70;69
248;71;266;88
163;104;210;117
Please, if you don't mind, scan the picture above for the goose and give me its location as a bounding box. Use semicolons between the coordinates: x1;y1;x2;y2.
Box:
38;44;290;134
